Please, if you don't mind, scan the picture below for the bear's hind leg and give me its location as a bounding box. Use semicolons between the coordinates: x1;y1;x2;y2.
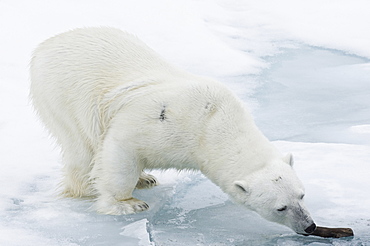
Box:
40;109;95;198
60;137;94;198
136;172;159;189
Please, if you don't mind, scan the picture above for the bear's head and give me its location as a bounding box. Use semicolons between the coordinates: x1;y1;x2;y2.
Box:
232;154;316;234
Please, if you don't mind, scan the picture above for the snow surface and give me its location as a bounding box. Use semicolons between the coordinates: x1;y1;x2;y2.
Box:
1;0;369;245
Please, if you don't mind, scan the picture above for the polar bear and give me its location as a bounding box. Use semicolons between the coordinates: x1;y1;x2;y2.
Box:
30;27;316;234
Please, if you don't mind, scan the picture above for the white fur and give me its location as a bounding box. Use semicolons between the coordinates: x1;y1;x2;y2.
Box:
30;27;314;234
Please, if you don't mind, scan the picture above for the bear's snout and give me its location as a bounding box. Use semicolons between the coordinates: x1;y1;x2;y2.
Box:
304;223;317;234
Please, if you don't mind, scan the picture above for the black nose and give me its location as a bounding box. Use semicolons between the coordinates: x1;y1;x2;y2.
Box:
304;223;317;234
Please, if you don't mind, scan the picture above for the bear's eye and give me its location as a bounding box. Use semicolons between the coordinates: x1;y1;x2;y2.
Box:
277;206;287;212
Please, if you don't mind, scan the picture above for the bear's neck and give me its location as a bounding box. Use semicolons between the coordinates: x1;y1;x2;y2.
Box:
197;105;281;195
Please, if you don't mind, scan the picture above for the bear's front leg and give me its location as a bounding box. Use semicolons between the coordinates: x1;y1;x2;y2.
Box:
91;134;149;215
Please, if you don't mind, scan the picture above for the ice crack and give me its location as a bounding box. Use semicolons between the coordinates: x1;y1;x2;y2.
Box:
146;219;156;246
120;218;155;246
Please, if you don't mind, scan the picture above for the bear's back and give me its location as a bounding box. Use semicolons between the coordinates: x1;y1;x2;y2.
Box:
30;27;187;145
31;27;173;89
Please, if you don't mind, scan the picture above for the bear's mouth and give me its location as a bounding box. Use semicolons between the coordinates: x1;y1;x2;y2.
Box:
304;223;317;234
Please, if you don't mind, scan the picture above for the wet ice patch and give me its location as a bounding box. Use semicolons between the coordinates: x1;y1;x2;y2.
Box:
171;173;228;212
252;45;370;145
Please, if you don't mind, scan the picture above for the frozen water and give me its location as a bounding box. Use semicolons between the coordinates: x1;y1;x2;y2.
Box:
120;219;154;246
1;0;370;245
252;45;370;145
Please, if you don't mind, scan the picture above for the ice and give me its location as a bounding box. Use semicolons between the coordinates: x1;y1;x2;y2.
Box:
1;0;370;245
350;124;370;134
251;46;370;145
120;219;154;246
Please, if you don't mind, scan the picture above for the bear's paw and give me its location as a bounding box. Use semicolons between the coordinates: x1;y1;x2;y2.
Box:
95;197;149;215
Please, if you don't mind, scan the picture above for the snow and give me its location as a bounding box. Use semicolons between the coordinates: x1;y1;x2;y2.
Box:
1;0;370;245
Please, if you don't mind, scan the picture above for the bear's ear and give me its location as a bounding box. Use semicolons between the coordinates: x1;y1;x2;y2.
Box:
234;180;250;195
283;153;294;167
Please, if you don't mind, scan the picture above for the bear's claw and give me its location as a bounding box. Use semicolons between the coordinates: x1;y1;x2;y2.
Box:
136;173;159;189
136;202;149;211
